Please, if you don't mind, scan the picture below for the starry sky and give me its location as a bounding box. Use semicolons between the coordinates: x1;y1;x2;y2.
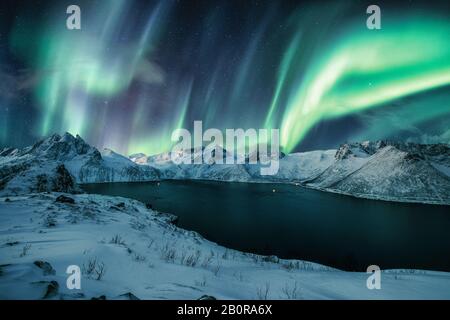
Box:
1;0;449;155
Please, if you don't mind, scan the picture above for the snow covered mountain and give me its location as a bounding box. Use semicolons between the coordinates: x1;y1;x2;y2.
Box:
129;153;148;164
0;133;159;196
136;140;450;204
2;133;449;204
145;149;255;182
307;141;450;204
139;146;336;183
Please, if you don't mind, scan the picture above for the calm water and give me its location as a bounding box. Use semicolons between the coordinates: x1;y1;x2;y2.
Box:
82;180;450;271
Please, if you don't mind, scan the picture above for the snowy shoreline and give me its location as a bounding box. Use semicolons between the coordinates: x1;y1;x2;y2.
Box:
305;185;450;206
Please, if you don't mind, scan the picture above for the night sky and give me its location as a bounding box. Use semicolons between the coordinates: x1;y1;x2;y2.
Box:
1;0;449;155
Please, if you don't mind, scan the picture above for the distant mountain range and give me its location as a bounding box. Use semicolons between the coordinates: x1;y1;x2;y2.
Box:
1;133;449;204
131;140;450;204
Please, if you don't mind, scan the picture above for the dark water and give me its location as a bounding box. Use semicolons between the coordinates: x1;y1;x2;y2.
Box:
82;180;450;271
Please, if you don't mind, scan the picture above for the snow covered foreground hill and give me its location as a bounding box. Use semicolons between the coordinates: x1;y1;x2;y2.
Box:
2;193;450;300
0;133;159;196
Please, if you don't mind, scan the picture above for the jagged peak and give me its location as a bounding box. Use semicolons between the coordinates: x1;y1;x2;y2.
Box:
60;132;76;141
25;132;96;160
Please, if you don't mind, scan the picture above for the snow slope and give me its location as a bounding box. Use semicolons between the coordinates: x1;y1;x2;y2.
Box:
1;193;449;300
273;150;336;182
308;142;450;204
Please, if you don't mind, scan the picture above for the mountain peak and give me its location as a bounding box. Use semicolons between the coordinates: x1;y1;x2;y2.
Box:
26;132;95;161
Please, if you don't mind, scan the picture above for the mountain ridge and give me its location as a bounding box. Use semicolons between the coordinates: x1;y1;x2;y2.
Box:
139;140;450;205
1;133;449;204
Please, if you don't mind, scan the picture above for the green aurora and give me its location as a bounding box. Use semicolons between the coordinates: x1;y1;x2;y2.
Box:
2;1;450;155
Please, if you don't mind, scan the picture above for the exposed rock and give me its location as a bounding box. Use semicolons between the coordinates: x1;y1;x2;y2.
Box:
115;202;126;209
157;212;179;225
52;165;76;193
34;280;59;299
33;261;56;276
117;292;140;300
0;147;17;157
198;295;217;300
262;255;280;264
55;195;75;204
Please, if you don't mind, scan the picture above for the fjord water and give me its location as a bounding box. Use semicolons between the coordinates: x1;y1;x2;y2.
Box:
82;180;450;271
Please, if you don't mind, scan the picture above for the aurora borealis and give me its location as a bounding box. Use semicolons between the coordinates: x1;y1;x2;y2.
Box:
1;0;450;155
